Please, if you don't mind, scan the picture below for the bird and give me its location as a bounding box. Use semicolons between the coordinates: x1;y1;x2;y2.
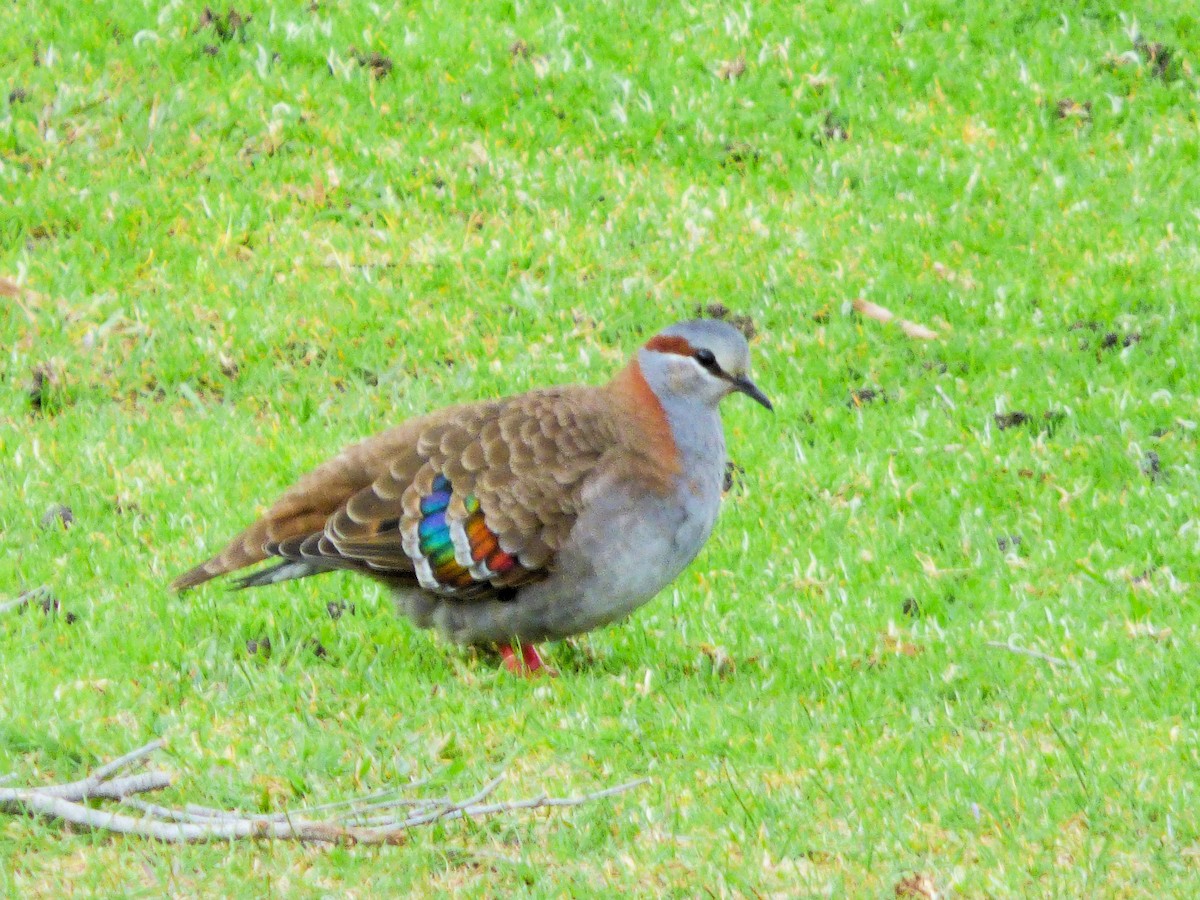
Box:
172;319;772;675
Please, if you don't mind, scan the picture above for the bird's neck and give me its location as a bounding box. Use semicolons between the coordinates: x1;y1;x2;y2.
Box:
607;357;724;491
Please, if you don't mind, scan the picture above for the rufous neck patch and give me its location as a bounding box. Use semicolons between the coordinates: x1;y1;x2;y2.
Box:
644;334;694;356
609;359;682;489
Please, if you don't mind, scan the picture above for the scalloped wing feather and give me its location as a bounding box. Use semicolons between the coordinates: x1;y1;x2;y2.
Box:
172;387;625;601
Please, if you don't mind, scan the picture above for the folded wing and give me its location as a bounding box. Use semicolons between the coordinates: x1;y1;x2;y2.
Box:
172;388;616;601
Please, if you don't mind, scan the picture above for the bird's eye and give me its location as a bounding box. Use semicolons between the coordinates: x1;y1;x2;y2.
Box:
694;348;718;370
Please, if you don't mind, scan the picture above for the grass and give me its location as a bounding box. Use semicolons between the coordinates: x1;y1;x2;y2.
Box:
2;0;1199;894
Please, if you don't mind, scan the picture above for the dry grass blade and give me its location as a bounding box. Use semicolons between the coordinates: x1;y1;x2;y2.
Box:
934;384;957;410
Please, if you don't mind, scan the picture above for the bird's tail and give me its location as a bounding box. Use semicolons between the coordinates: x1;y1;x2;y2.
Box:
231;560;330;589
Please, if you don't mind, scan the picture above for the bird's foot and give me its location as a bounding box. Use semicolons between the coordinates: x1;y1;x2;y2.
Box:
498;643;558;677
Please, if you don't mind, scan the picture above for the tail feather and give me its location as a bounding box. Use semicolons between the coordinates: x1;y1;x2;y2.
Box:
233;560;331;589
171;561;228;592
171;522;276;592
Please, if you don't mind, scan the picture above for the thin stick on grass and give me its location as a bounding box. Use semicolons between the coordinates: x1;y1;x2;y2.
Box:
30;740;167;801
0;741;647;845
178;792;449;826
985;640;1073;668
0;587;50;615
177;779;439;824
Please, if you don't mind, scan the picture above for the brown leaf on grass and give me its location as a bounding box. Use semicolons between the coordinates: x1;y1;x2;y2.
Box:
881;633;924;658
198;7;252;42
698;643;736;677
895;873;942;899
1056;99;1092;121
39;504;74;530
1134;38;1174;78
721;460;744;493
721;141;759;167
363;52;393;79
1125;621;1172;642
993;411;1030;430
28;362;61;415
696;302;758;341
853;298;895;323
900;320;939;340
857;632;925;669
848;387;885;407
717;54;746;81
852;298;938;340
817;110;848;143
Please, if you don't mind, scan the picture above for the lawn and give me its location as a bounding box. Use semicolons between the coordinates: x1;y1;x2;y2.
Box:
2;0;1199;895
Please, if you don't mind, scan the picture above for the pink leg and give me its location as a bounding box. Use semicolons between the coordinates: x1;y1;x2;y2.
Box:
498;643;557;677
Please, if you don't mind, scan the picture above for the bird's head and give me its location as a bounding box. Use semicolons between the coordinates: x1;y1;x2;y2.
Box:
639;319;772;412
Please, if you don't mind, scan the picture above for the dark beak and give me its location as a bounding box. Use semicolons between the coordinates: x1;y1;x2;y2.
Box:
731;375;773;412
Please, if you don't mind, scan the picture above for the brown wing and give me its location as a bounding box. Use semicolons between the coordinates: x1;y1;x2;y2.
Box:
171;387;618;599
170;412;432;590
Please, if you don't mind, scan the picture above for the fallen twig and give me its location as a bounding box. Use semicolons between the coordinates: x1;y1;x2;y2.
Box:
176;785;447;827
0;741;647;845
75;739;164;784
49;772;173;801
985;640;1073;668
0;586;50;615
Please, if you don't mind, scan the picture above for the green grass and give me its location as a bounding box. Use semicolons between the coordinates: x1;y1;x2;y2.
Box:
3;0;1199;894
